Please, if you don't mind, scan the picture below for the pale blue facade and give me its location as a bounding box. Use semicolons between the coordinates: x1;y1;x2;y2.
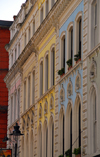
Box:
58;1;84;113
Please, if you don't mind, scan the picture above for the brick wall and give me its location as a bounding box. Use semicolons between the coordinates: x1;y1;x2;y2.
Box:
0;26;10;148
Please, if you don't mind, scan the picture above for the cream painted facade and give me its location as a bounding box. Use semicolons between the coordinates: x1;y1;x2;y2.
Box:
82;0;100;156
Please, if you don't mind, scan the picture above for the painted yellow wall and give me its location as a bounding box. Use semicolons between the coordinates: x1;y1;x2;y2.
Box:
37;88;55;128
38;30;56;94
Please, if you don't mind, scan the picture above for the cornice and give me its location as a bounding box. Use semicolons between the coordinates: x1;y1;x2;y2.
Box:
4;40;37;86
4;0;72;86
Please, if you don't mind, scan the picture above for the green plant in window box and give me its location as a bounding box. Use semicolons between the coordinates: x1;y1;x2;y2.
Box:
73;147;81;157
66;59;72;68
58;68;65;76
58;155;64;157
65;149;72;157
74;51;81;62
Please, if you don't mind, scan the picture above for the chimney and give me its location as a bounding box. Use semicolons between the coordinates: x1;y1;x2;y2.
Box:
13;15;17;21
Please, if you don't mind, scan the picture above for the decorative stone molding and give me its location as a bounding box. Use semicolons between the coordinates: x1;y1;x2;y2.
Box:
67;78;73;97
50;94;54;110
60;84;65;102
90;57;97;82
44;99;48;114
75;70;81;92
39;103;42;119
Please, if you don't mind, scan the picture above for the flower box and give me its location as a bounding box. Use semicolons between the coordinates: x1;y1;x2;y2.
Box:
76;58;81;63
68;66;72;71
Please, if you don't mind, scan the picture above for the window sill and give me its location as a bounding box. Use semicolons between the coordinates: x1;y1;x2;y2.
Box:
58;60;82;84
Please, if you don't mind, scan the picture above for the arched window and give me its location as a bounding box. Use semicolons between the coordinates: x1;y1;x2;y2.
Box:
59;109;65;156
67;23;73;67
75;13;82;61
74;95;81;148
26;134;29;157
40;7;44;24
38;124;42;157
51;0;55;7
24;81;26;111
14;92;16;121
33;20;35;35
18;88;20;119
61;34;65;69
11;53;13;66
45;54;49;92
32;71;35;104
28;27;31;41
51;47;55;86
22;137;24;157
46;0;49;16
11;96;13;124
49;116;54;157
91;0;98;48
30;130;34;157
24;33;27;47
79;103;81;147
89;86;97;153
18;42;20;56
40;60;43;96
15;48;17;61
44;121;48;157
28;75;31;108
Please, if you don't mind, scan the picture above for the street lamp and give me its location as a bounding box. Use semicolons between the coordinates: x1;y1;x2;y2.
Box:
10;123;24;157
3;123;24;157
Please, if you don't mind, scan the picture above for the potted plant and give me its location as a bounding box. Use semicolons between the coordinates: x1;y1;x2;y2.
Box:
74;51;81;63
65;149;72;157
66;59;72;70
73;147;81;157
58;68;65;77
58;155;64;157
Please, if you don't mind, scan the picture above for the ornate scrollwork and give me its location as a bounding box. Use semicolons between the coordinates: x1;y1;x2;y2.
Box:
75;71;81;92
60;84;65;102
39;103;42;118
44;99;48;114
50;94;54;110
90;57;97;81
67;78;73;97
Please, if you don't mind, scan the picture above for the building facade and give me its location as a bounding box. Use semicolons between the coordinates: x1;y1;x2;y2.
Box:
4;0;100;157
0;20;12;148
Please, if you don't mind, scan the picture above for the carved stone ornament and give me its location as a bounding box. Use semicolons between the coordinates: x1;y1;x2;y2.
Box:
67;78;73;97
50;94;54;110
44;99;48;114
31;110;34;125
75;71;81;92
26;114;30;128
22;118;25;131
60;84;65;102
90;57;97;81
39;103;42;118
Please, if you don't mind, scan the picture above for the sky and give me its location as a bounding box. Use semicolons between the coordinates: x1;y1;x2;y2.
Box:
0;0;26;21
